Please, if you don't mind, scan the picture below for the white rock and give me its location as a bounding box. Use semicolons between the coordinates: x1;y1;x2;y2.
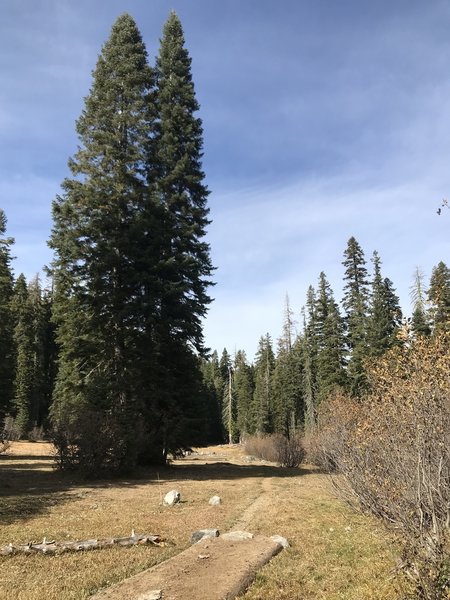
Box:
270;534;290;548
208;495;222;506
220;530;254;541
163;490;181;506
137;591;162;600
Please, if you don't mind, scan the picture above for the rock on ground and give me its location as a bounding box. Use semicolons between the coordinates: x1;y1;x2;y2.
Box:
163;490;181;506
191;528;220;544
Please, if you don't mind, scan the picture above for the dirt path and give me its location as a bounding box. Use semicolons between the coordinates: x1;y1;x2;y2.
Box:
233;477;274;531
91;454;283;600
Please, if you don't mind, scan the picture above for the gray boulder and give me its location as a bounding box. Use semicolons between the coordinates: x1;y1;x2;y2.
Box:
208;495;222;506
191;528;220;544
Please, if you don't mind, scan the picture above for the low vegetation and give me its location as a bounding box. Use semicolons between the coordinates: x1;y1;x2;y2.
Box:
0;442;402;599
309;333;450;599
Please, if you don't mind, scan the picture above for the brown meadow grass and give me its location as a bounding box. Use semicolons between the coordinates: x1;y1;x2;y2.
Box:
0;442;404;599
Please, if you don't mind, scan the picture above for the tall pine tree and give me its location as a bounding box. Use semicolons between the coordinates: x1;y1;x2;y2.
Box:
144;11;214;461
0;209;14;421
49;14;156;473
428;261;450;333
342;237;369;395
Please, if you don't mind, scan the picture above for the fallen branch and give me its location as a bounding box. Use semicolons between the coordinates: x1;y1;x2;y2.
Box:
0;530;165;556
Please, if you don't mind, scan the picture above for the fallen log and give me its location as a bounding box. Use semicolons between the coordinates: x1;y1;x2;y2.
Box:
0;531;165;556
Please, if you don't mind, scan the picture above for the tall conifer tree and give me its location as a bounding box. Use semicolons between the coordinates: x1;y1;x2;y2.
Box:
367;251;402;355
315;272;347;402
144;12;214;460
410;266;431;337
428;261;450;333
0;209;14;420
252;334;275;433
49;14;156;472
11;274;35;434
342;237;369;395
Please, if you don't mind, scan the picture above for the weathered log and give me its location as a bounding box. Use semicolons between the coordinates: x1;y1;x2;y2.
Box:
0;532;165;556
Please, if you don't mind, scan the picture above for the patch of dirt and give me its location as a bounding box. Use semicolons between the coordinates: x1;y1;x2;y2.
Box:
90;535;283;600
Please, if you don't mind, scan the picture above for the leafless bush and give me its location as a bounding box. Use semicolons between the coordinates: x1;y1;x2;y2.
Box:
3;415;21;441
51;410;139;477
273;433;305;467
0;437;11;454
313;334;450;599
244;435;279;462
28;425;45;442
244;433;304;467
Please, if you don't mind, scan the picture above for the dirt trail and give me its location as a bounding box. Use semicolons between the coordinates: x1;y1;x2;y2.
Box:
233;477;274;531
92;454;283;600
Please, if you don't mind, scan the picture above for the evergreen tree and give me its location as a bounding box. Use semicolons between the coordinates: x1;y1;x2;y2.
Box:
342;237;369;395
272;296;303;436
0;209;14;421
233;350;254;439
315;272;347;402
145;11;214;460
252;334;275;433
11;274;34;434
410;266;431;337
49;14;156;473
367;251;402;355
200;350;225;443
153;11;213;348
302;286;318;427
428;261;450;333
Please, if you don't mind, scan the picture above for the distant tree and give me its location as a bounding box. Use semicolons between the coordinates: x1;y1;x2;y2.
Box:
252;334;275;434
367;251;402;355
315;272;347;402
342;237;370;395
410;266;431;337
302;286;318;427
11;274;34;435
234;350;254;439
427;261;450;333
272;295;304;436
0;209;14;420
200;350;225;443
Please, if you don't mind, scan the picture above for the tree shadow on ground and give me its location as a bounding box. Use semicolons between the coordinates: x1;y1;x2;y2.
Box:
0;450;319;525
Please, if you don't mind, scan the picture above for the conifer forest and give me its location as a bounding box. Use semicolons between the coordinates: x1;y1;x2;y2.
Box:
1;11;450;599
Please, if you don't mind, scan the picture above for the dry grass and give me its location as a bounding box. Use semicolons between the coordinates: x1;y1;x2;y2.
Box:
0;442;404;599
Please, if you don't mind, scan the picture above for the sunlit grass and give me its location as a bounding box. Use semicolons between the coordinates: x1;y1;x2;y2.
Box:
0;443;404;599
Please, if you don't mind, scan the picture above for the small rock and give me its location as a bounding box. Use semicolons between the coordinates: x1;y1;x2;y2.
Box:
163;490;181;506
220;531;254;541
270;534;289;548
191;529;220;544
345;526;352;532
198;554;210;560
208;495;222;506
136;591;162;600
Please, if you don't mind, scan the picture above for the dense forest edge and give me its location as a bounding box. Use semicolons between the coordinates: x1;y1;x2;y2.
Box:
0;10;449;599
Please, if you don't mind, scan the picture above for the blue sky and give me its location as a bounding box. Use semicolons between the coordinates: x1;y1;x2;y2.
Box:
1;0;450;360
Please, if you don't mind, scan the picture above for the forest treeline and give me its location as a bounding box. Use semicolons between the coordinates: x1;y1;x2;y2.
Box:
202;238;450;443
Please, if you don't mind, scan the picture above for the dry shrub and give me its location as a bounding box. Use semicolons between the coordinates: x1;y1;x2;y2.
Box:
244;433;304;467
51;410;141;477
28;424;45;442
313;334;450;599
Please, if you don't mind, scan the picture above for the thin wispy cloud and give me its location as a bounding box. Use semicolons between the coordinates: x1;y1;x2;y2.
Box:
1;0;449;360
